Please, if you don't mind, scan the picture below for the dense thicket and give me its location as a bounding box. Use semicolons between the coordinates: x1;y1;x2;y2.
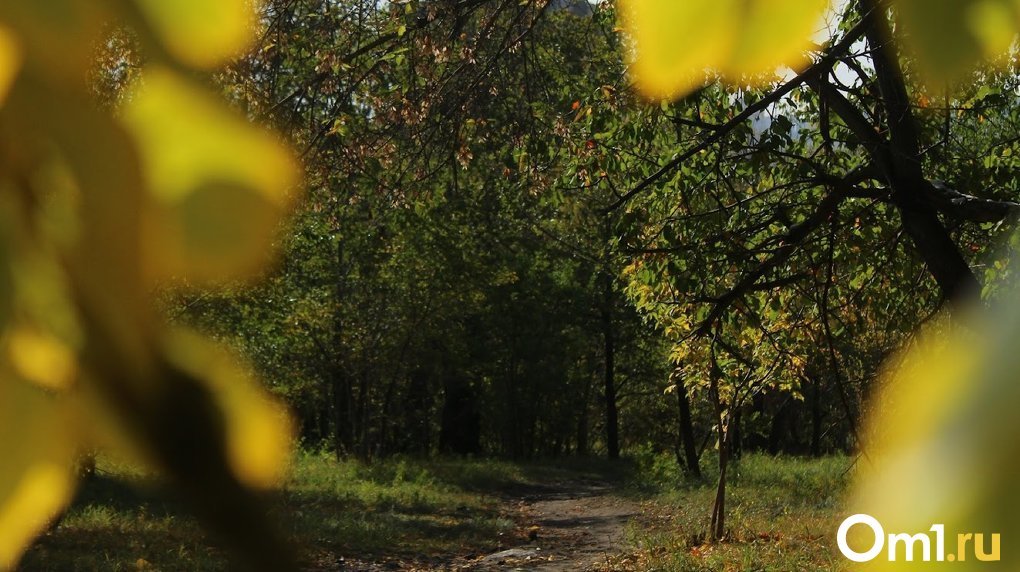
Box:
167;0;1020;472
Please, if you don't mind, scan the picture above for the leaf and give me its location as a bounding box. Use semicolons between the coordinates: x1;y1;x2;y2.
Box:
0;230;12;337
851;309;1017;569
0;25;20;104
161;329;293;489
7;326;77;391
122;67;300;284
0;379;76;570
895;0;1020;85
130;0;255;68
0;1;105;84
618;0;830;99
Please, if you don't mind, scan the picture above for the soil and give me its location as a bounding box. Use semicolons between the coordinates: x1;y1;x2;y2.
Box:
468;479;642;571
328;478;643;572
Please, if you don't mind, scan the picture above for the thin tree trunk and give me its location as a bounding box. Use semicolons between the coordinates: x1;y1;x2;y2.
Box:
576;369;593;456
601;270;620;460
709;353;727;542
675;375;701;477
332;240;353;459
810;374;822;456
711;431;729;542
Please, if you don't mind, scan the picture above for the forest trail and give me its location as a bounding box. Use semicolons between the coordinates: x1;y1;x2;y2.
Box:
468;479;642;571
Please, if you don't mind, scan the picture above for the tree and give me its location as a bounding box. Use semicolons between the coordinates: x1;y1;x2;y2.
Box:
611;0;1020;541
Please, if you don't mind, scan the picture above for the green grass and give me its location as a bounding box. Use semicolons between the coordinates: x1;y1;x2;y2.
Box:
20;452;533;571
625;453;853;571
18;451;852;571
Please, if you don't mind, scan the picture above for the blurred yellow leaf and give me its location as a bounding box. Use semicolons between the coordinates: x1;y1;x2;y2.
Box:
162;330;293;489
122;68;300;284
0;1;105;84
0;380;76;570
131;0;255;69
0;230;11;336
618;0;830;99
0;26;20;105
896;0;1020;85
851;311;1016;569
8;327;77;390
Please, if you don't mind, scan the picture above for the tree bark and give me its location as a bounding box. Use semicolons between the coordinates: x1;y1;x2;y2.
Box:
332;240;354;459
674;375;701;477
601;270;620;460
708;356;727;542
810;375;822;457
865;2;979;300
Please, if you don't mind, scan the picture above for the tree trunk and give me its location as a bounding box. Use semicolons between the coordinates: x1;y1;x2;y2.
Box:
576;370;593;456
810;374;822;457
601;271;620;460
867;1;979;300
674;375;701;477
439;372;481;455
332;240;353;459
711;431;729;542
708;355;728;542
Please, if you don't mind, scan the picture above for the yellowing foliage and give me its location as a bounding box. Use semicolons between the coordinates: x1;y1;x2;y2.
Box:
124;68;299;283
0;382;75;568
0;1;297;568
132;0;255;69
849;312;1017;570
0;27;19;105
621;0;1020;99
618;0;831;99
896;0;1020;85
620;2;1020;567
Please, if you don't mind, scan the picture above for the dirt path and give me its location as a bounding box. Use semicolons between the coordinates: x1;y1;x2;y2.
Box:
470;480;642;571
328;479;643;572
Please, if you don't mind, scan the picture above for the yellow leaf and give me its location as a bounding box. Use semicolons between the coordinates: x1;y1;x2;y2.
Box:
122;68;300;284
727;0;829;76
896;0;1020;86
0;229;11;336
131;0;255;69
850;310;1017;569
0;1;105;84
162;330;293;489
0;380;76;569
8;326;77;390
618;0;830;100
0;26;21;105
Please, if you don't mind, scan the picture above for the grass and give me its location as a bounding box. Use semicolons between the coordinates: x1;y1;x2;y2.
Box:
20;452;533;571
18;451;852;571
624;453;853;571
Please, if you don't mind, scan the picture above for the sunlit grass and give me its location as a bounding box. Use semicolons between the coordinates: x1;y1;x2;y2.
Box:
22;452;527;570
628;453;853;571
21;451;852;570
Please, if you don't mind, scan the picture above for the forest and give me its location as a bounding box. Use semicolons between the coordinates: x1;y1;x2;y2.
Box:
2;0;1020;570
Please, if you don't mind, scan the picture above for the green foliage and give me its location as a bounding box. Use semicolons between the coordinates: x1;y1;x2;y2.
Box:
20;453;544;570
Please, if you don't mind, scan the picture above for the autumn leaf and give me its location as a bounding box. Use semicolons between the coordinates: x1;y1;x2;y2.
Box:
122;68;300;284
131;0;255;68
896;0;1020;86
618;0;831;99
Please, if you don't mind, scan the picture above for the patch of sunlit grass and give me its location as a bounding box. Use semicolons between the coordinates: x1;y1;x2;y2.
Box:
629;453;852;571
